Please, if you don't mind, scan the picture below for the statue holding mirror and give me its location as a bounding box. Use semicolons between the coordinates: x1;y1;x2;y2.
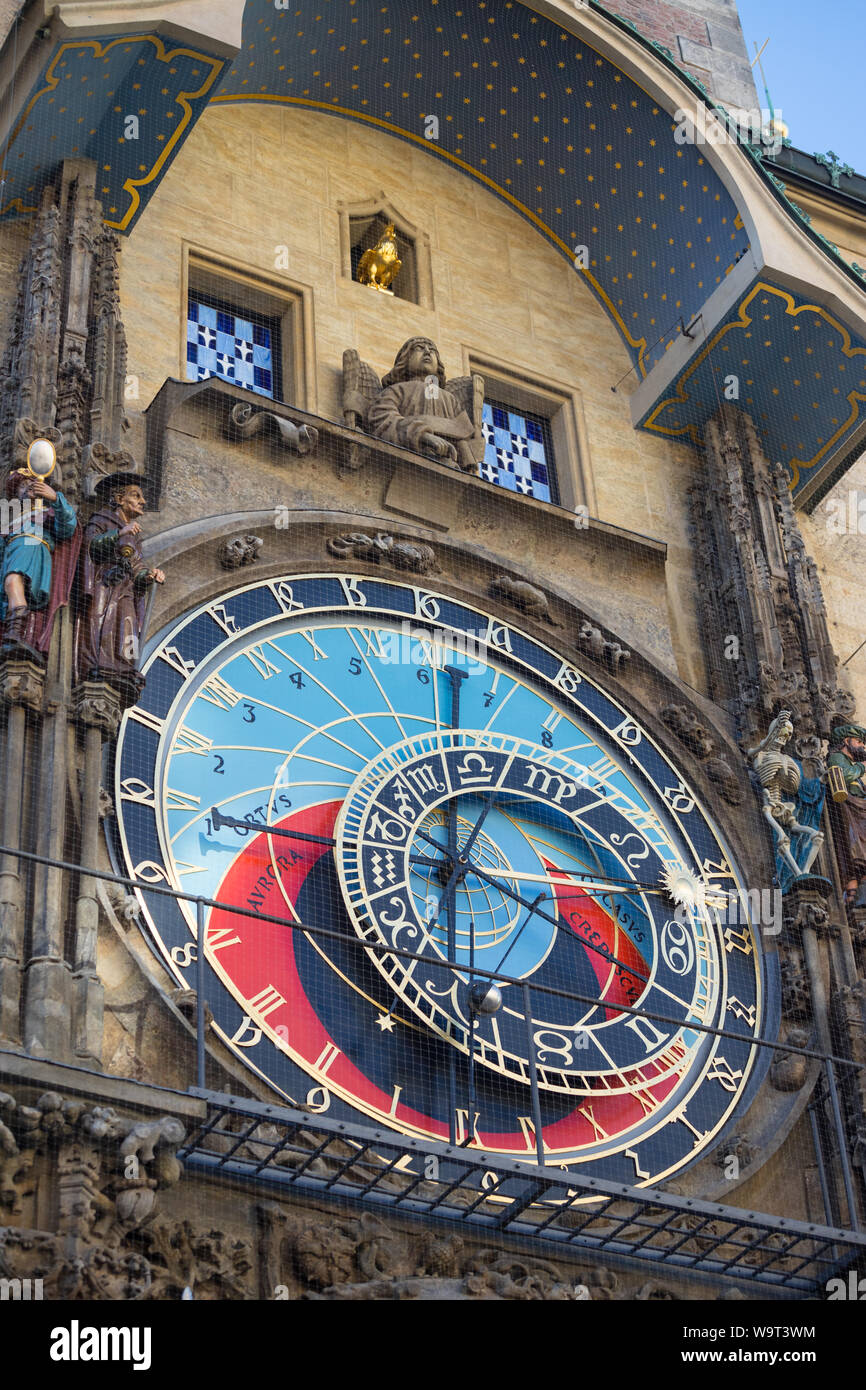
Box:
0;438;80;657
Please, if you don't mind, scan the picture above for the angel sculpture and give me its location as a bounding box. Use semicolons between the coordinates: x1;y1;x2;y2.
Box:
342;337;484;474
746;709;824;885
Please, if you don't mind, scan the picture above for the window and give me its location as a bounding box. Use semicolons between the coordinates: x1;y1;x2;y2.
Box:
480;398;558;504
464;349;596;516
182;252;316;412
186;291;280;400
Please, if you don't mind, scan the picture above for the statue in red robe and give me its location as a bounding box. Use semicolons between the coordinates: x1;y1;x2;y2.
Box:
74;473;164;704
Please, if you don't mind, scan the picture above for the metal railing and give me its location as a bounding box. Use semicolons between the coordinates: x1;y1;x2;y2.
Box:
2;839;866;1293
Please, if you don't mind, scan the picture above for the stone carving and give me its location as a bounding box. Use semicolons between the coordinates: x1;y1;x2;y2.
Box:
342;338;484;473
635;1280;678;1300
81;442;137;500
659;704;743;803
118;1116;185;1177
831;980;866;1168
356;222;402;294
704;757;743;805
489;575;554;624
218;534;263;570
716;1135;753;1171
779;957;811;1021
746;710;824;883
0;656;44;711
261;1205;600;1301
783;897;830;937
227;401;318;456
0;170;130;506
660;703;717;758
0;1091;31;1213
770;1027;811;1092
73;473;164;707
0;1087;192;1244
327;531;438;575
0;467;81;659
690;409;849;754
576;620;631;674
112;1117;185;1229
71;680;124;739
827;722;866;908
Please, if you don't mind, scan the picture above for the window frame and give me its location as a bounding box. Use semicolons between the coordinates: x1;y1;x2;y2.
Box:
462;348;597;516
181;248;316;413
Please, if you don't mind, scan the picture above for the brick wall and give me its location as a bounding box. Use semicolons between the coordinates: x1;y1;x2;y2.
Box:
612;0;759;113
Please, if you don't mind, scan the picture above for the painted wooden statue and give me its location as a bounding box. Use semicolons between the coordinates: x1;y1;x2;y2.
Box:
828;722;866;907
0;466;80;658
746;708;824;886
73;472;164;701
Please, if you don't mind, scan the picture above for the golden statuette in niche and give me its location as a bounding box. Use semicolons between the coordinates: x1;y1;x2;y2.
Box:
357;223;402;294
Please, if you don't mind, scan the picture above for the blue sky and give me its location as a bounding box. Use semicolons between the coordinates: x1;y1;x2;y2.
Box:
735;0;865;175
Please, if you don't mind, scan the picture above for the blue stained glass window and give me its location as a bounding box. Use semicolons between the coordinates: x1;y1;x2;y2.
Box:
186;293;280;400
480;397;558;503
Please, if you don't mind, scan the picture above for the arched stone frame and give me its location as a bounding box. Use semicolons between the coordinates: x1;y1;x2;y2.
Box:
103;504;831;1207
336;192;435;311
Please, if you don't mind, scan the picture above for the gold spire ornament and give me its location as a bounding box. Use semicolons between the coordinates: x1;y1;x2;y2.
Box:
357;223;402;295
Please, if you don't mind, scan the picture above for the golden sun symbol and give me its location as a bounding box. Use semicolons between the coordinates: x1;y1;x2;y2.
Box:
660;865;706;911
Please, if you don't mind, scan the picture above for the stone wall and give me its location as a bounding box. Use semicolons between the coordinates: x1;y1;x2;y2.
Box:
611;0;758;112
116;100;706;686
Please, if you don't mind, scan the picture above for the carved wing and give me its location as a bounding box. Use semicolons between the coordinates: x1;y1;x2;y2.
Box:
342;349;382;429
445;371;485;466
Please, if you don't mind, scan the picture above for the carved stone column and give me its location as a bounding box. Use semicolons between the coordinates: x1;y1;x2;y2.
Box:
0;660;44;1045
689;404;853;748
70;681;123;1068
23;610;76;1059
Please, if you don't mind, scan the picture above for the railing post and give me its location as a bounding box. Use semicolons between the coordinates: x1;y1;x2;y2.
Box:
825;1057;861;1231
522;983;545;1169
196;897;206;1091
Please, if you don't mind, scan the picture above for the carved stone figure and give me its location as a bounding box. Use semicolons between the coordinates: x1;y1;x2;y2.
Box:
827;723;866;907
227;401;318;456
660;703;717;759
577;619;631;674
327;531;438;575
218;534;263;570
0;468;81;657
343;338;484;473
118;1116;185;1178
704;757;744;805
489;575;554;623
770;1027;810;1092
73;473;164;703
357;223;402;294
746;709;824;884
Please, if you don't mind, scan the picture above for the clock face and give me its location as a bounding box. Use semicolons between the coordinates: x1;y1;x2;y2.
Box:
113;573;768;1187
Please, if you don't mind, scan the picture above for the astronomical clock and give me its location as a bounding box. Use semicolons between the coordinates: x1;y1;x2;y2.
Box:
113;572;771;1189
